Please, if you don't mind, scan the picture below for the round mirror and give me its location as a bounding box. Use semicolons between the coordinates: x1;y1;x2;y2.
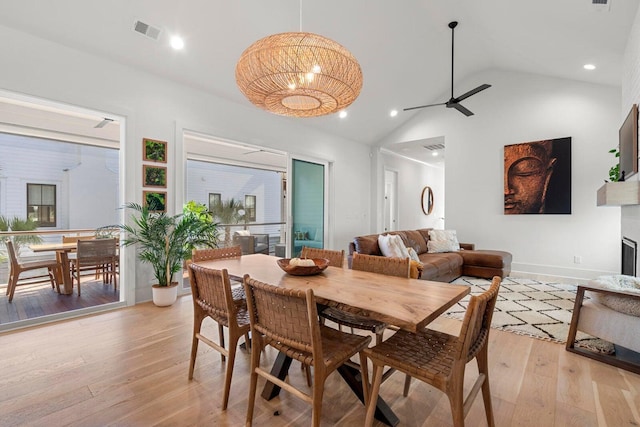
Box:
421;186;434;215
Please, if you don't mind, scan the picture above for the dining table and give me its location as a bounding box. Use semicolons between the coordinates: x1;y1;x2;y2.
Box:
29;242;78;295
192;253;470;426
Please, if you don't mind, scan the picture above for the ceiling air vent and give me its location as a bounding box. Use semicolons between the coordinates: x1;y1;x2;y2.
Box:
423;143;445;151
133;20;162;40
590;0;610;12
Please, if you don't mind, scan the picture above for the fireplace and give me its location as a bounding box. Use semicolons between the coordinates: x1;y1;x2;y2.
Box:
622;237;637;276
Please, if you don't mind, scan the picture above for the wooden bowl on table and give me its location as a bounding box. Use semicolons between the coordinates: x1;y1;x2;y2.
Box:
277;258;330;276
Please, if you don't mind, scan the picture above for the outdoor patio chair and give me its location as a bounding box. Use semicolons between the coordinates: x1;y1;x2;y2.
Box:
5;239;63;302
71;238;118;295
362;276;502;427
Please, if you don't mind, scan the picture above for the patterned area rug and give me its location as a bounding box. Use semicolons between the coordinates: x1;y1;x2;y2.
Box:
447;276;614;353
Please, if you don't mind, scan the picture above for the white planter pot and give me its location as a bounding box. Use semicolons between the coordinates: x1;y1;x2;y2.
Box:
152;283;178;307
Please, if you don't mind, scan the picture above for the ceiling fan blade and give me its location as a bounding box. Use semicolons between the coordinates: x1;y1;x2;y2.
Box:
456;84;491;102
403;102;447;112
452;103;474;116
94;118;113;128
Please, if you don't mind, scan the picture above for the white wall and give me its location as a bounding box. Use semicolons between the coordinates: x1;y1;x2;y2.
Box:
621;6;640;273
0;24;373;303
381;69;621;281
378;152;445;230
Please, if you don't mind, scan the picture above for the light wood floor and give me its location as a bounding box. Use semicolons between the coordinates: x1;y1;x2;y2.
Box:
1;295;639;426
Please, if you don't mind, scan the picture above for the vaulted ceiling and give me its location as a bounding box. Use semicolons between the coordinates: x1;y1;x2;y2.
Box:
0;0;636;157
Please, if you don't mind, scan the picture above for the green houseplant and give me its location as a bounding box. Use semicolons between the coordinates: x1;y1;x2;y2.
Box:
118;202;219;306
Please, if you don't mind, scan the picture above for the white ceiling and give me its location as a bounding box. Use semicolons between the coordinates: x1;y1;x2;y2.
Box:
0;0;636;163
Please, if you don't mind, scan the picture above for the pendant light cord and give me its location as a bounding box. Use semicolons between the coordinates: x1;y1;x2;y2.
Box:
299;0;303;32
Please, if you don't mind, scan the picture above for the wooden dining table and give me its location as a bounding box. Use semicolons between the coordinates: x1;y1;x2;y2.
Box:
192;253;470;426
30;242;78;295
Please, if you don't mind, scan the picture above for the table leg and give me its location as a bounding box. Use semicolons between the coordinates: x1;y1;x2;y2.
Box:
337;364;399;427
261;352;293;400
56;251;73;295
260;352;399;426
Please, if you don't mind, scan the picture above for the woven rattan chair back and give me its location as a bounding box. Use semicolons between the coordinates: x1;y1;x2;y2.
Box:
457;276;501;362
243;275;372;427
187;263;250;411
191;245;242;262
301;246;345;268
73;238;118;295
352;252;410;278
5;239;62;302
189;263;237;326
244;276;317;358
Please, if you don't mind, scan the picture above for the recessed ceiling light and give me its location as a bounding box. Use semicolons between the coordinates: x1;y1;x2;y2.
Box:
584;64;596;70
339;110;347;119
390;109;398;117
432;152;439;157
170;35;185;50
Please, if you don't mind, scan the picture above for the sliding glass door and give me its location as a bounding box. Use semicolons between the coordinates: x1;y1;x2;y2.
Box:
290;158;327;257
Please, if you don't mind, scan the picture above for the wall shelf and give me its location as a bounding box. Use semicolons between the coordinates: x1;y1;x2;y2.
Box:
597;181;640;206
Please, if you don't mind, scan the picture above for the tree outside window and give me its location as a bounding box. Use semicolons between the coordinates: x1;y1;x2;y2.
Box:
27;183;56;227
245;195;256;222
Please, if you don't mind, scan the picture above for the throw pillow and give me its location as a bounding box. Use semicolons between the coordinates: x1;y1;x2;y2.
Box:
235;230;250;236
378;234;410;259
427;229;460;253
407;247;421;263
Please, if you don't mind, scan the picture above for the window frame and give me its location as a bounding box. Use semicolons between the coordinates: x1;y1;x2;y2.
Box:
26;183;57;227
208;193;221;213
245;194;256;222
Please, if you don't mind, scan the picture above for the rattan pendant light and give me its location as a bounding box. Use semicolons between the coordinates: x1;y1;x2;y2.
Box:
235;20;363;117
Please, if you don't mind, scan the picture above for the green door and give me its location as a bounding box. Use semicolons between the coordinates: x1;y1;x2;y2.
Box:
291;159;325;257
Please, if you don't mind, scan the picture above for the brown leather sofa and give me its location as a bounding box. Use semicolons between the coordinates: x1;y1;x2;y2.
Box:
348;229;511;282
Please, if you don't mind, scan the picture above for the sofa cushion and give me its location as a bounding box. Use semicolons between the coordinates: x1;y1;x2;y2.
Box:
459;250;512;269
403;230;428;254
418;252;463;279
353;234;382;256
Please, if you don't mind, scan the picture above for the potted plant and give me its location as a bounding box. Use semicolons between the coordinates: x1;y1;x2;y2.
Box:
118;202;219;306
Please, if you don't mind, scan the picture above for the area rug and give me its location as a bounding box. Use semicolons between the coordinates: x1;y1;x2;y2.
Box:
447;276;614;353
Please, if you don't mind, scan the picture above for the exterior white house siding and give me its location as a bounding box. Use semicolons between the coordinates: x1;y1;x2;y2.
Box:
0;133;119;235
186;159;283;239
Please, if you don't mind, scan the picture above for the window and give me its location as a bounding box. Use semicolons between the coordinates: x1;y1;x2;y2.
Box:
245;195;256;222
208;193;221;212
27;183;56;227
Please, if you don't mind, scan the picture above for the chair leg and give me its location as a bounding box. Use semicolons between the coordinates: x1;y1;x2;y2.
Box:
218;324;226;362
360;351;370;407
364;363;384;427
447;373;466;427
222;330;243;410
7;271;18;302
245;338;262;426
189;313;205;380
403;374;412;397
311;374;325;427
476;345;495;427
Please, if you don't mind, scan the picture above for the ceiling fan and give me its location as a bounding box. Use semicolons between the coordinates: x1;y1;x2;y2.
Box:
404;21;491;116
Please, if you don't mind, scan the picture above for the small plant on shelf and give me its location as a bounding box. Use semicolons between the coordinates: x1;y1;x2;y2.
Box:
609;148;621;182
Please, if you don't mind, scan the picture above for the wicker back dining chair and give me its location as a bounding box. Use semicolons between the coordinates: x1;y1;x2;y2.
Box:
5;239;63;302
187;263;251;411
190;245;245;303
319;252;410;345
300;246;345;268
71;238;118;295
191;245;242;262
243;275;372;427
363;276;502;427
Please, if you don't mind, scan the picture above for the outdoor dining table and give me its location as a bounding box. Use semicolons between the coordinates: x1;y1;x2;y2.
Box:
29;242;78;295
192;253;470;426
